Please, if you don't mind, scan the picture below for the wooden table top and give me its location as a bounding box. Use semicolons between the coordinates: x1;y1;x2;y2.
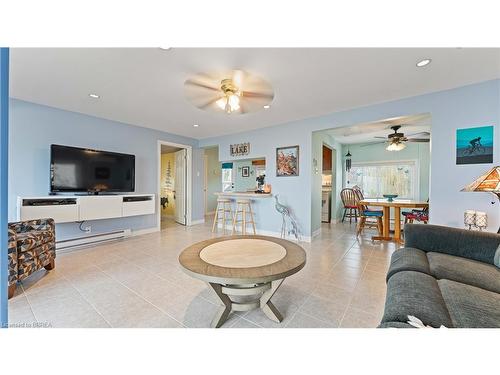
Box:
359;198;429;208
179;235;306;284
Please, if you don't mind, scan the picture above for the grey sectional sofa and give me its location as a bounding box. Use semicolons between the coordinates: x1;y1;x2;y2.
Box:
379;224;500;328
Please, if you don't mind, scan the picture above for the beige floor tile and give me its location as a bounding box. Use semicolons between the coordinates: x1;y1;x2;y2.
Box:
286;312;337;328
298;294;346;327
7;220;393;328
29;292;110;328
7;294;37;328
340;307;382;328
229;317;261;328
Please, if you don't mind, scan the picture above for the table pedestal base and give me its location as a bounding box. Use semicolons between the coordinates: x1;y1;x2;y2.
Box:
209;279;285;328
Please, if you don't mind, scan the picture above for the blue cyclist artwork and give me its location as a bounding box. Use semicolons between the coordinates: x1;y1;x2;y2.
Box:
456;125;494;165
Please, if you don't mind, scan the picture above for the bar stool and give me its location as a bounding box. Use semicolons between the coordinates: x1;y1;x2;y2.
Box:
232;199;256;235
212;198;233;234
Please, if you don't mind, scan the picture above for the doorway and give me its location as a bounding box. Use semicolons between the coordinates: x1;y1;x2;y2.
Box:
157;141;192;230
203;146;221;216
321;144;334;223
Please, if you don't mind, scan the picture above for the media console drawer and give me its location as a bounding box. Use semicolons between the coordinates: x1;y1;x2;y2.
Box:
79;196;123;221
18;194;156;223
21;204;79;223
122;197;155;217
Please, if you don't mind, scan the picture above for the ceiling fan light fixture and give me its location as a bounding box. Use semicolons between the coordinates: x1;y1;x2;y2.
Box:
386;142;406;151
216;93;240;113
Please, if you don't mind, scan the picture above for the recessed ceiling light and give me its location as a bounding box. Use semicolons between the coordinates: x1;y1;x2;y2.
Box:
193;124;199;127
263;105;270;109
88;93;100;99
159;47;171;51
416;59;431;67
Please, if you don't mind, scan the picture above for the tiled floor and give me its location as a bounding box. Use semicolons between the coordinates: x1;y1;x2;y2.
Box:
8;218;401;328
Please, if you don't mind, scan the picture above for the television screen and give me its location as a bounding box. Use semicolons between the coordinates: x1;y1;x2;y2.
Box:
50;144;135;193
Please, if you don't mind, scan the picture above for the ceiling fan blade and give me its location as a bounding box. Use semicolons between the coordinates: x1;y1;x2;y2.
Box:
407;138;430;142
185;79;220;92
199;97;220;109
232;70;245;88
374;136;387;139
239;101;247;114
406;131;430;137
242;91;274;99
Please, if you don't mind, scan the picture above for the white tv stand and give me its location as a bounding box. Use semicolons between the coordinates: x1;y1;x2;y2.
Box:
17;194;156;223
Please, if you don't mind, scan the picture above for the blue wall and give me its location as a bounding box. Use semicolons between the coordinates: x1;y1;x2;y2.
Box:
201;79;500;235
9;99;205;240
1;48;9;327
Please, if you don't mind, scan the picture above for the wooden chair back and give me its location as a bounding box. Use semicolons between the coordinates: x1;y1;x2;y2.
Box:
340;188;357;208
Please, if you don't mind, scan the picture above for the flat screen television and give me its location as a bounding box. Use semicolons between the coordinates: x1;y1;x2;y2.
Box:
50;144;135;193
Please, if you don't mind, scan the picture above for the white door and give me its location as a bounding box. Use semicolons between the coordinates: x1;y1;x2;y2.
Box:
174;149;187;225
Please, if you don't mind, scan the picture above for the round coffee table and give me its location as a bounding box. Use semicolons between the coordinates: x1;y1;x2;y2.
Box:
179;235;306;328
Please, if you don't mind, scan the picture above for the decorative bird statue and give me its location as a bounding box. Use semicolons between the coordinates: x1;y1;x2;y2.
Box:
274;195;300;240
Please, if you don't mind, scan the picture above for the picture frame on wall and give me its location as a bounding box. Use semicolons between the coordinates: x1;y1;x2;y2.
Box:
276;145;299;177
242;166;250;177
456;125;494;165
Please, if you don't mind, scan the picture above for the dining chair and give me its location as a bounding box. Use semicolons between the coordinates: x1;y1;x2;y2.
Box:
403;206;429;224
355;199;383;237
402;199;429;224
340;188;358;223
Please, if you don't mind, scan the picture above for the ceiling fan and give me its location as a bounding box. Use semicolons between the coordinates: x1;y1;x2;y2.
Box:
372;125;430;151
184;70;274;114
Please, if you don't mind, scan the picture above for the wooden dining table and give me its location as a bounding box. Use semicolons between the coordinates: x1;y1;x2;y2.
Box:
359;198;429;243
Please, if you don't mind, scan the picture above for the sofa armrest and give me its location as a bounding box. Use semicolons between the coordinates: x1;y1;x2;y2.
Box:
7;228;18;285
404;224;500;265
9;218;55;234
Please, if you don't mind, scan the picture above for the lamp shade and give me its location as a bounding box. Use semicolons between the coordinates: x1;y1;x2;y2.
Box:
461;166;500;196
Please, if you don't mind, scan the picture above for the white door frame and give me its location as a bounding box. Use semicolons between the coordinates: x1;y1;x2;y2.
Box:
157;140;192;230
203;153;208;215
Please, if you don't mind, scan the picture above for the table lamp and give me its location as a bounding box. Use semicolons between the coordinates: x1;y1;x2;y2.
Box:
461;166;500;233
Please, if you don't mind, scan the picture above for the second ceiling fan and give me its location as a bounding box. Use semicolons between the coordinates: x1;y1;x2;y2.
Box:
371;125;430;151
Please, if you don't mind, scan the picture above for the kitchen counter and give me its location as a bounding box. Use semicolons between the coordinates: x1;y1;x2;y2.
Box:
214;192;273;198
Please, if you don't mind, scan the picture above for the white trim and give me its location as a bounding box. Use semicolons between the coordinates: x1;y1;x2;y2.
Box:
203;153;208;215
190;218;205;226
157;140;193;231
131;226;160;237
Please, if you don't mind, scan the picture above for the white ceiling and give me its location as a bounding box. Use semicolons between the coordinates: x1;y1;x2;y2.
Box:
325;113;431;144
9;48;500;140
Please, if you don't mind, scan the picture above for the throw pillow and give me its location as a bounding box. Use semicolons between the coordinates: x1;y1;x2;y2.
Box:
494;244;500;268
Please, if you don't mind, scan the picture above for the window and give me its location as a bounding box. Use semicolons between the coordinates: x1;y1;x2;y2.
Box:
347;161;417;199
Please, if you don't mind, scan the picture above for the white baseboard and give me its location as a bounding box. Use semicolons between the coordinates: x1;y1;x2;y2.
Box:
312;228;321;238
190;218;205;226
131;227;160;237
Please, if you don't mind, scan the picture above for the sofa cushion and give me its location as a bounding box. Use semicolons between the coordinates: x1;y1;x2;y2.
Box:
16;230;55;253
378;321;415;328
382;271;453;328
386;248;430;281
438;279;500;328
427;252;500;294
